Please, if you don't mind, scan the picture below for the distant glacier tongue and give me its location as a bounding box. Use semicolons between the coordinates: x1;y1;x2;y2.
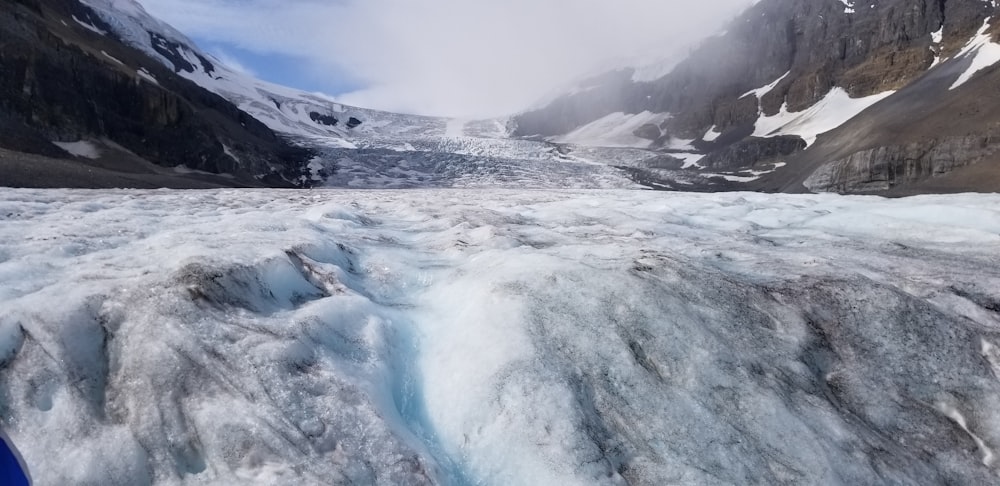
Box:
1;189;1000;485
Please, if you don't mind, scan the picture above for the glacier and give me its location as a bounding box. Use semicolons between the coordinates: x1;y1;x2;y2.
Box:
68;0;761;192
1;188;1000;485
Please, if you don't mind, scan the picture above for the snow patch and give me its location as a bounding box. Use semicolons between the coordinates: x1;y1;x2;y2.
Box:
53;141;101;159
702;162;787;182
702;125;723;142
171;165;234;179
552;111;670;148
741;71;791;100
71;15;106;35
932;26;944;45
753;88;895;147
136;68;158;85
677;152;706;169
950;18;1000;90
222;145;241;165
101;51;123;65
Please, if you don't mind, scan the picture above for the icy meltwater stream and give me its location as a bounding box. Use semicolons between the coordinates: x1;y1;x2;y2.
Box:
2;189;1000;485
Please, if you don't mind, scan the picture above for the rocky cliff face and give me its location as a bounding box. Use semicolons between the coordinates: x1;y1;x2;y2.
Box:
803;134;1000;193
0;0;315;187
701;136;806;171
514;0;1000;194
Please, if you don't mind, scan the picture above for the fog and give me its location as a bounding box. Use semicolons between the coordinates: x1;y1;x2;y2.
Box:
139;0;751;117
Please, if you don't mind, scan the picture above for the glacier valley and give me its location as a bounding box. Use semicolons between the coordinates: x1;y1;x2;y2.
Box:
1;189;999;485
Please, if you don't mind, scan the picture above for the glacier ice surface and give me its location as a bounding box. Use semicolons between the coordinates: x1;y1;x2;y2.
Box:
1;189;1000;485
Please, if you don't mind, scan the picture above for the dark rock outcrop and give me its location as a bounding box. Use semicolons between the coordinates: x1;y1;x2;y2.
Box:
640;154;686;170
310;112;339;127
804;135;1000;193
710;96;760;134
633;123;662;141
346;117;363;129
700;136;807;171
0;0;314;187
149;31;215;75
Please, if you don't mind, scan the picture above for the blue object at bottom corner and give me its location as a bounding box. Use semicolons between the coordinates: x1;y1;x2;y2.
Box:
0;433;29;486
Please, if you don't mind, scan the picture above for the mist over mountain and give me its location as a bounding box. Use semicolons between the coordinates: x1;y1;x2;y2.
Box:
515;0;1000;194
137;0;752;118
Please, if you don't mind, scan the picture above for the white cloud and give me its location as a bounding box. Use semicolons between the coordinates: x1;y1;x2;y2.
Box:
137;0;751;117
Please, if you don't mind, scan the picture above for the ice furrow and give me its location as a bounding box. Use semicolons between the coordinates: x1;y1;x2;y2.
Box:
1;189;1000;485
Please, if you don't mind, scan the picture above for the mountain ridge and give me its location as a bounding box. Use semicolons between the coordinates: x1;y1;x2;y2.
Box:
0;0;316;188
513;0;1000;194
4;0;1000;193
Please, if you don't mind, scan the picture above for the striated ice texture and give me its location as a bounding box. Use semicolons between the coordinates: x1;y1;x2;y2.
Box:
1;189;1000;485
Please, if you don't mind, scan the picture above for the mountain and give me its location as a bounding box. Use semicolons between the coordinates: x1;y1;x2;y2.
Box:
75;0;439;143
513;0;1000;195
70;0;673;190
7;0;1000;194
0;0;655;189
0;0;315;188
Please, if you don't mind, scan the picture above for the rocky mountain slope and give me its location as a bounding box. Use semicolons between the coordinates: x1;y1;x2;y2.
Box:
0;0;315;188
514;0;1000;194
67;0;669;190
7;0;1000;193
1;0;621;189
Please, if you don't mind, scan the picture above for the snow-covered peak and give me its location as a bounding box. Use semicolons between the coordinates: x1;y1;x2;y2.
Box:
77;0;464;145
80;0;197;63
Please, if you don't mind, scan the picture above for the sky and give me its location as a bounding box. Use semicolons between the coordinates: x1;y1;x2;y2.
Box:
137;0;751;118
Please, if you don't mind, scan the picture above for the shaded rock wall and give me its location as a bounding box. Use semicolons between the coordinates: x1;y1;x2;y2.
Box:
804;134;1000;193
0;0;314;185
700;136;807;170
